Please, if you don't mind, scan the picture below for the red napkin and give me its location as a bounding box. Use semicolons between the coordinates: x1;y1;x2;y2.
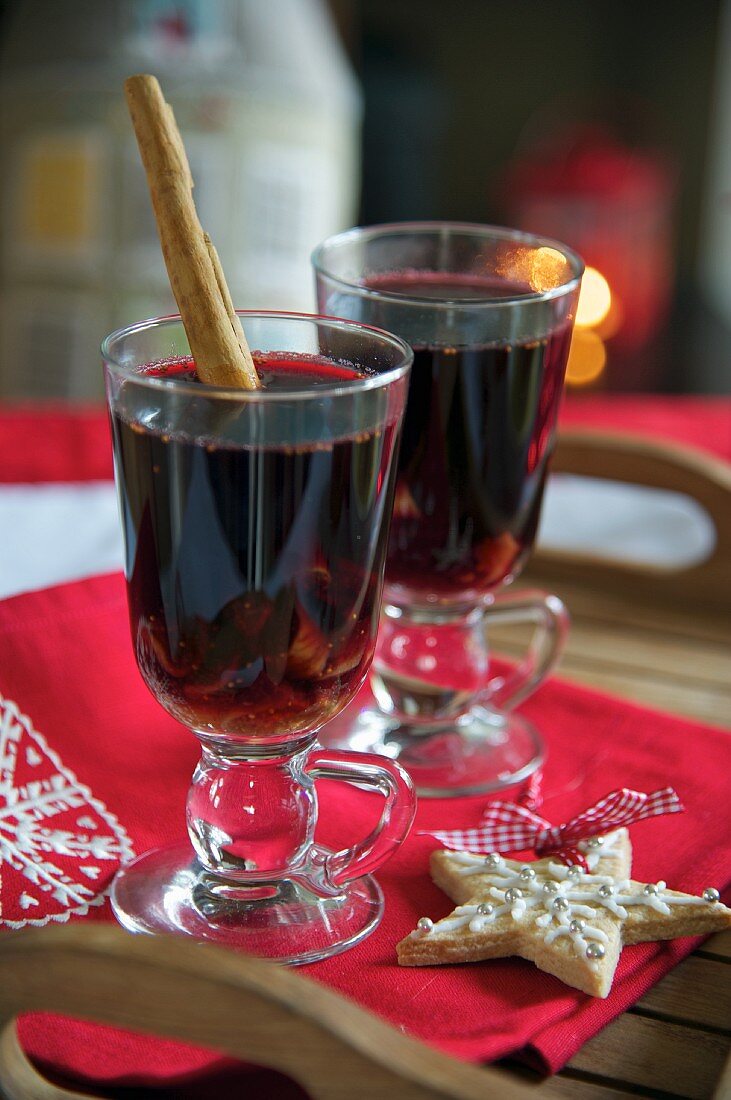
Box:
560;394;731;462
0;405;113;484
1;572;729;1092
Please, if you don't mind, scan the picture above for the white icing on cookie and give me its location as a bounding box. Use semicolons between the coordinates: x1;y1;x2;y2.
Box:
412;832;719;965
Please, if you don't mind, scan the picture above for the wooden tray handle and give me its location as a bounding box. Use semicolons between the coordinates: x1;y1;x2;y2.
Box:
0;924;535;1100
534;430;731;616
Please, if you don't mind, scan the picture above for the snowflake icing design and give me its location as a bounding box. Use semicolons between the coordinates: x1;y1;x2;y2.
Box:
398;830;730;996
0;694;134;928
416;834;713;959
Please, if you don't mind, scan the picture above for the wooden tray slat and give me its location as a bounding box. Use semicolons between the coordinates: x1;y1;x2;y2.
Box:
698;929;731;961
537;663;729;728
491;619;731;689
490;608;730;727
527;581;730;646
634;956;731;1031
567;1014;729;1099
545;1072;668;1099
503;1063;642;1099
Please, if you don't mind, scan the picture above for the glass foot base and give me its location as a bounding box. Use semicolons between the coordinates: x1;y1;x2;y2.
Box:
321;704;544;798
111;843;384;965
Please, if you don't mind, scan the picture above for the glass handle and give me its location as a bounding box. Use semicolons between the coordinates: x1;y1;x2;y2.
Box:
477;589;569;711
305;749;416;887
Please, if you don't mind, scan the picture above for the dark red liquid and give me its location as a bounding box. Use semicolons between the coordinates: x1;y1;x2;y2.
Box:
365;273;572;598
111;355;400;739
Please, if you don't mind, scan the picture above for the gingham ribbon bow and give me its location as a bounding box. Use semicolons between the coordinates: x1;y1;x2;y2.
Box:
428;787;684;869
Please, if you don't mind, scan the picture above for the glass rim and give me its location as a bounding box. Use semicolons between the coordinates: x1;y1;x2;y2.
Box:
311;221;585;308
101;310;413;402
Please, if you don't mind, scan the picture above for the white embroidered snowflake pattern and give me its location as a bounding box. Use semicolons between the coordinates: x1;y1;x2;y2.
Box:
0;694;134;928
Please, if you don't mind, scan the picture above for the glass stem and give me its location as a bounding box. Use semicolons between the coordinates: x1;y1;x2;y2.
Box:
186;739;317;883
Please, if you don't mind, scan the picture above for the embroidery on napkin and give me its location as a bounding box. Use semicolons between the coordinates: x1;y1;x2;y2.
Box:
0;693;134;928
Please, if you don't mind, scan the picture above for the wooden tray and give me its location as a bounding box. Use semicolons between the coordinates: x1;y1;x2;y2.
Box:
1;431;729;1100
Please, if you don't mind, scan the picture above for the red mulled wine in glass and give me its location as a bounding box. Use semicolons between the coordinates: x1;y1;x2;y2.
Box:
114;355;396;741
313;225;583;796
104;312;415;963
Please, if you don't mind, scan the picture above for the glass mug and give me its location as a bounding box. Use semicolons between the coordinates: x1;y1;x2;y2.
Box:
313;224;583;797
103;312;415;963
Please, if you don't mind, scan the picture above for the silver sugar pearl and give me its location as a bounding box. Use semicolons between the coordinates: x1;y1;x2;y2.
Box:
552;896;570;912
598;884;614;899
586;942;606;960
485;852;502;868
477;902;494;916
586;836;605;850
643;883;659;896
504;888;522;903
569;919;586;934
416;917;434;933
567;865;582;880
543;880;561;896
519;866;536;882
703;887;720;904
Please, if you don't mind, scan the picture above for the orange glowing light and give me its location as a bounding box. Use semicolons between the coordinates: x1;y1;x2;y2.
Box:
496;245;571;292
565;328;607;386
529;246;571;292
596;292;623;340
576;266;612;328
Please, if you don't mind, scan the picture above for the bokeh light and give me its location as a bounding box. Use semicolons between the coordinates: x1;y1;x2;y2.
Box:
565;328;607;386
529;246;572;292
576;266;612;327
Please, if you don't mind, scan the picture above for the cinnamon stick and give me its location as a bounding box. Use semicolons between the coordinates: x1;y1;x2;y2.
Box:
204;234;258;381
124;74;259;390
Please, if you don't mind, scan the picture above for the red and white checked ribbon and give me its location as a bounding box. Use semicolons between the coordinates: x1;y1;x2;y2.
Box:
427;787;684;869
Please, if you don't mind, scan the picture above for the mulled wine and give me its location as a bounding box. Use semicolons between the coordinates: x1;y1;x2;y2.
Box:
111;354;401;740
312;225;582;796
104;310;414;960
364;273;573;599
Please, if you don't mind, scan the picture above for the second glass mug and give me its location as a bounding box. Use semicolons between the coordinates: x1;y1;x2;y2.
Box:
103;311;416;964
313;223;584;797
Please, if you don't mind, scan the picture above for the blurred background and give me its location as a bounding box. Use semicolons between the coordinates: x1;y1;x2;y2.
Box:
0;0;730;400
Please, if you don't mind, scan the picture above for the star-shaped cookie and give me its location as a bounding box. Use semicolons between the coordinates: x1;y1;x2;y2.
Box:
397;829;731;997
